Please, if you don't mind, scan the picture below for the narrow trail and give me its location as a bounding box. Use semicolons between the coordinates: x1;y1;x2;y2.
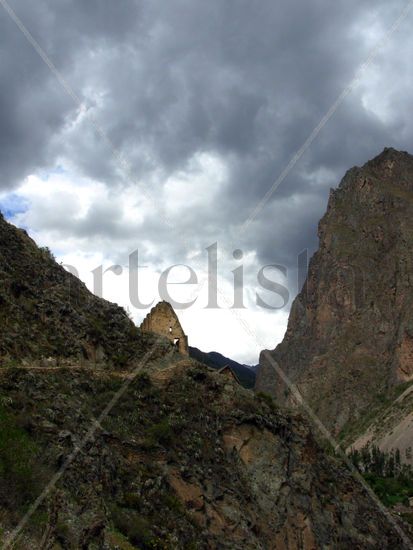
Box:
0;359;189;380
0;364;133;378
0;365;83;371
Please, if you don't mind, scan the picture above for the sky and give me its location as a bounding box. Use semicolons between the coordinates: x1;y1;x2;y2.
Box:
0;0;413;364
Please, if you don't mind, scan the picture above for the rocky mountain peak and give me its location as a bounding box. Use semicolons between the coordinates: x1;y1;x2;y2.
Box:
256;148;413;435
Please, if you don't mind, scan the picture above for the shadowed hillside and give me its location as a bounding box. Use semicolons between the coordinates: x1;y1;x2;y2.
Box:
0;212;167;367
0;212;412;548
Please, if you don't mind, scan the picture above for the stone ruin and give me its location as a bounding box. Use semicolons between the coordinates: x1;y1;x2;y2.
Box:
140;301;189;355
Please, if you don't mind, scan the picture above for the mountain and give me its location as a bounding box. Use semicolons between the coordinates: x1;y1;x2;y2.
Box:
189;346;256;388
0;212;412;547
1;361;410;549
256;148;413;452
0;212;168;367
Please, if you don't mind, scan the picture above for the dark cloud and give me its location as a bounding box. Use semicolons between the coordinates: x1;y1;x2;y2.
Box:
1;0;413;293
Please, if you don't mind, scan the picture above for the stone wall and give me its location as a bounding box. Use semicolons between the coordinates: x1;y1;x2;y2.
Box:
140;301;188;355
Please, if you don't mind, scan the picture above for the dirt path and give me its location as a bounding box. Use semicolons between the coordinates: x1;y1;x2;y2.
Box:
0;364;132;379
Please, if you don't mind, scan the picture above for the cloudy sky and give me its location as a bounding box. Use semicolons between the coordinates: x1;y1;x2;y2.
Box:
1;0;413;364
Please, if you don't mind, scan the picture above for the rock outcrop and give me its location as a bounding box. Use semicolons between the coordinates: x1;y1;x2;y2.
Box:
140;301;188;355
256;148;413;436
0;362;410;549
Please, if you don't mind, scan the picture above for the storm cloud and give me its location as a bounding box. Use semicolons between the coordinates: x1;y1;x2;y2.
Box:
1;0;412;362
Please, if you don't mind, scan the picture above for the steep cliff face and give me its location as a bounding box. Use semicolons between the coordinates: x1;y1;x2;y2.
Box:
256;148;413;435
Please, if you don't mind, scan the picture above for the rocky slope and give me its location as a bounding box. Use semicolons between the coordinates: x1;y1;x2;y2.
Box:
1;212;412;548
0;360;411;549
0;212;165;367
348;381;413;464
256;148;413;440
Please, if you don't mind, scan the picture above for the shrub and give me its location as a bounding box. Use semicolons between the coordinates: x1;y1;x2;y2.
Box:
135;372;152;389
111;507;154;548
122;492;143;510
112;352;131;369
0;405;41;508
161;493;184;514
145;418;173;448
88;317;106;341
39;246;55;261
256;392;277;413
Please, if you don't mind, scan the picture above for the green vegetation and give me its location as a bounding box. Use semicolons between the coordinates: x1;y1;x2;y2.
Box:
144;417;173;447
350;445;413;507
256;391;278;413
393;380;413;399
111;507;153;548
112;351;132;368
110;506;178;549
135;371;152;388
0;403;41;508
107;529;139;549
364;474;413;507
401;513;413;528
0;359;20;369
39;246;56;261
88;316;106;341
122;493;144;510
160;494;184;514
54;518;71;543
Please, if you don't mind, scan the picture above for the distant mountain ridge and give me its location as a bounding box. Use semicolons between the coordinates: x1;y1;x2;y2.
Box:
189;346;256;388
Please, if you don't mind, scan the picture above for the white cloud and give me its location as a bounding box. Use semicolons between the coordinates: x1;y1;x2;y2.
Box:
163;152;228;217
2;0;413;365
2;164;291;364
